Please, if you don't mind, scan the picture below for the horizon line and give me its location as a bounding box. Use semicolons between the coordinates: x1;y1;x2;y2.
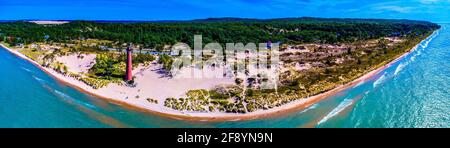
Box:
0;16;440;23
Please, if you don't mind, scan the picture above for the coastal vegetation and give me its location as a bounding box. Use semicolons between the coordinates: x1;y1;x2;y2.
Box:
164;32;434;113
0;17;440;114
1;39;155;89
0;17;439;49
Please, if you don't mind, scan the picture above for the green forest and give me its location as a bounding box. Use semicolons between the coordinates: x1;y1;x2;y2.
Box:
0;17;440;49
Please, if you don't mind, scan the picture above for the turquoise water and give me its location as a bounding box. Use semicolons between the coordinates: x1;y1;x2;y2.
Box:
0;25;449;128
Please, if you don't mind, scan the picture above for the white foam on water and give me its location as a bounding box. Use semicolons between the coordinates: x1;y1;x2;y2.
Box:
373;72;387;88
425;40;430;46
410;56;416;62
353;80;365;88
408;46;423;63
394;62;407;76
32;75;46;83
422;31;438;49
54;90;96;109
299;104;319;114
419;31;437;49
318;98;354;125
21;67;32;72
372;31;437;87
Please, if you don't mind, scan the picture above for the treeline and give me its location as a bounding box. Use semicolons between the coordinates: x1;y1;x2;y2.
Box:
0;17;440;49
89;52;155;80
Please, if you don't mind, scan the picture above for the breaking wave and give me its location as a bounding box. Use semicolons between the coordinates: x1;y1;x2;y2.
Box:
299;104;319;114
394;63;407;76
373;72;387;88
32;75;47;83
420;31;438;49
318;98;353;125
353;80;365;88
54;90;96;109
21;67;32;72
392;32;438;77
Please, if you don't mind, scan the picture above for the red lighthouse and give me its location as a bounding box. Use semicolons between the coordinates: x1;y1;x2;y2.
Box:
125;46;133;82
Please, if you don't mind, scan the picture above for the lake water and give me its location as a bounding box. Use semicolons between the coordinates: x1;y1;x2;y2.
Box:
0;24;448;128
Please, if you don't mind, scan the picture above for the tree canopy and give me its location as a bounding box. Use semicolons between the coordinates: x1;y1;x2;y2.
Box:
0;17;440;49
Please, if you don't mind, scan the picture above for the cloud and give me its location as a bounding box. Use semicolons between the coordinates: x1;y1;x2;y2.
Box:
374;6;413;13
419;0;450;4
0;0;448;22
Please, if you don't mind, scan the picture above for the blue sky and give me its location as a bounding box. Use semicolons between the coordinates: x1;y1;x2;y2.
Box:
0;0;448;22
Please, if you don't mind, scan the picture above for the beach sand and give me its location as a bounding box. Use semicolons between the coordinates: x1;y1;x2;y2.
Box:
55;54;96;73
0;36;424;122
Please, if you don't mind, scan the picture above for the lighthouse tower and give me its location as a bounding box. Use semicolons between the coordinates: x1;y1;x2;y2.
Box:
125;45;133;82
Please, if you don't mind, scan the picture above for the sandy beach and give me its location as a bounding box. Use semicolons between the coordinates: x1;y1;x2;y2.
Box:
0;34;426;122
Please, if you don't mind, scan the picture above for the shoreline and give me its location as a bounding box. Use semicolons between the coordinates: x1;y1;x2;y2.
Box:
0;33;432;122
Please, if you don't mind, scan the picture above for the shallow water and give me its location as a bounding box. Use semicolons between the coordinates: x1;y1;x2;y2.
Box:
0;24;448;128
